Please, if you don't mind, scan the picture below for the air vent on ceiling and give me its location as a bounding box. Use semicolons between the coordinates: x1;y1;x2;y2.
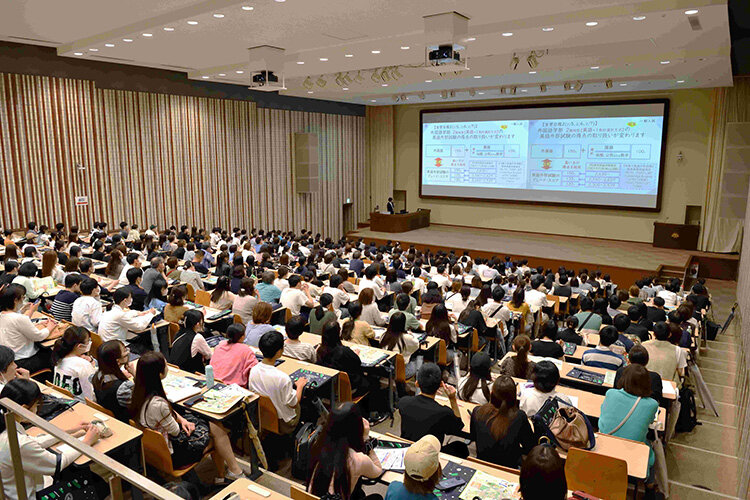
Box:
90;55;136;63
7;35;60;45
687;15;702;31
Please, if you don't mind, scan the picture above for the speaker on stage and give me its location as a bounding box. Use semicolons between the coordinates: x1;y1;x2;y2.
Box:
294;133;319;193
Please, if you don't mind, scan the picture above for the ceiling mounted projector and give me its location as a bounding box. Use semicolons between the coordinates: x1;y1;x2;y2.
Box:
423;12;470;73
246;45;286;92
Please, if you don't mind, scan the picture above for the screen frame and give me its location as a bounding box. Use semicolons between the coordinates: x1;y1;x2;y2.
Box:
418;98;670;213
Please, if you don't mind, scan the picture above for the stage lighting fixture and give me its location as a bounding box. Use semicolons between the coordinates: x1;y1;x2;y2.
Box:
449;90;455;97
469;89;476;96
335;73;344;86
381;68;391;82
540;84;547;92
393;67;403;79
316;76;327;88
605;79;613;88
392;95;399;102
527;53;538;69
499;86;506;95
343;72;353;85
355;71;364;83
510;86;517;95
371;70;381;83
509;54;519;70
563;82;572;91
440;90;448;99
303;77;314;90
574;81;583;91
418;92;425;100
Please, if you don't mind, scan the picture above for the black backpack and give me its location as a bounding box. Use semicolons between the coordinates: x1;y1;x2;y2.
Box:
292;397;329;480
675;386;701;433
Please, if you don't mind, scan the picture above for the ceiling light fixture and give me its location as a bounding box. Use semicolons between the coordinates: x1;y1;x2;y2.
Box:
142;33;153;37
619;83;628;86
540;84;547;92
213;13;225;18
105;43;115;47
684;9;699;15
74;52;83;56
677;79;685;83
236;70;244;74
510;53;519;70
218;73;226;76
529;71;537;74
345;54;353;58
473;75;482;79
89;48;99;51
586;21;598;26
274;0;286;2
297;61;304;65
633;16;646;20
660;60;670;64
308;91;314;94
381;83;388;87
303;77;313;89
342;87;349;91
202;76;210;79
370;100;376;102
521;89;528;92
316;76;327;87
371;50;381;54
542;27;554;31
425;79;432;83
574;81;583;91
163;27;174;31
591;66;600;70
477;92;485;95
320;57;328;61
242;5;254;10
502;32;513;37
123;38;133;42
465;37;476;41
401;46;410;50
187;20;198;25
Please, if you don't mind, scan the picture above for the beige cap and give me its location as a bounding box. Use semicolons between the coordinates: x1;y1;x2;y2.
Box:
404;435;441;481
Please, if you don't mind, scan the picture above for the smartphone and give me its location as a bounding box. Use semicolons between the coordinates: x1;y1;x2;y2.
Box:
436;477;466;491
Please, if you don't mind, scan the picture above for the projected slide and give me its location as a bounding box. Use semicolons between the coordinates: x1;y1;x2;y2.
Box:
421;101;668;210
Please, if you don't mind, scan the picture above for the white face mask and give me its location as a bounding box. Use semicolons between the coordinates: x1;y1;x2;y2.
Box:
81;341;92;353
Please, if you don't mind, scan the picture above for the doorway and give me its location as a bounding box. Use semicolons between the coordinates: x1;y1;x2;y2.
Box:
342;202;355;235
393;190;407;212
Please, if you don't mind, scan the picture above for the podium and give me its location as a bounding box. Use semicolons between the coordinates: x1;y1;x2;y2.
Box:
370;210;431;233
652;222;699;250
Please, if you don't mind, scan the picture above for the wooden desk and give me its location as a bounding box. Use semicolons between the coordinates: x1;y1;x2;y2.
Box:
274;357;341;403
35;383;143;466
369;210;431;233
208;478;289;500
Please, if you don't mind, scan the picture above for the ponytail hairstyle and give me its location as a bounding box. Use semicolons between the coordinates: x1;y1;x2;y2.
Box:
0;379;42;433
473;375;518;440
225;324;245;344
459;351;492;403
512;335;532;378
341;301;362;341
51;326;90;366
314;293;333;321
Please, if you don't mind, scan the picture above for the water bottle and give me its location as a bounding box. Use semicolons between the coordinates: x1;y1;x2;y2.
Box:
205;365;215;389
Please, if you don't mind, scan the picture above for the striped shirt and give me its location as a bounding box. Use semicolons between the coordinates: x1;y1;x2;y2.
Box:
50;290;80;322
582;346;626;371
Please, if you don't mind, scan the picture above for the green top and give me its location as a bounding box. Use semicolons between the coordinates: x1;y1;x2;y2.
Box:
599;388;659;468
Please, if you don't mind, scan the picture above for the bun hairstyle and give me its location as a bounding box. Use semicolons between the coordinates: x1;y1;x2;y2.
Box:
179;309;204;331
51;326;90;365
0;379;42;432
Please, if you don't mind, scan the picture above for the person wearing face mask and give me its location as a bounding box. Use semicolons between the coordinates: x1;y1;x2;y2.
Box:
92;340;136;422
0;379;102;500
0;284;64;374
98;288;156;343
0;345;30;391
169;309;212;374
51;326;97;401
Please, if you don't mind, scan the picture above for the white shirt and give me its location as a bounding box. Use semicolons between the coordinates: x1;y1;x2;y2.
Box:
248;362;298;422
53;356;97;401
118;264;133;283
273;278;289;291
519;386;572;417
432;274;451;292
98;305;155;342
657;290;679;307
280;287;309;316
71;296;103;331
482;300;511;323
457;375;491;405
411;277;427;295
323;286;350;310
525;289;550;309
0;312;49;360
0;428;82;500
359;277;384;300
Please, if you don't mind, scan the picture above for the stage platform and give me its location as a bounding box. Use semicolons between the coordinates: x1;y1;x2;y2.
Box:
350;224;739;286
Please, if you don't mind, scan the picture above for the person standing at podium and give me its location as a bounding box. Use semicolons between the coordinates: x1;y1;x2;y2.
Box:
387;197;395;214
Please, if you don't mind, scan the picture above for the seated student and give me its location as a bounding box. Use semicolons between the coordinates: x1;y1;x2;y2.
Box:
256;271;282;304
71;277;103;332
358;287;386;327
581;325;626;371
551;274;572;297
505;287;533;335
309;293;337;334
643;321;687;384
573;296;602;332
398;281;418;316
381;312;420;381
341;301;375;346
164;285;189;324
191;250;210;274
398;363;467;458
98;288;156;342
519;361;572;417
387;293;422;332
0;345;30;391
123;267;148;311
210;324;258;386
180;260;206;291
249;331;306;434
0;379;103;500
232;277;259;325
518;445;568;500
323;274;351;311
0;261;19;286
470;375;535;468
0;284;62;373
244;302;276;347
628;285;644;305
599;365;659;497
498;334;536;379
612;314;636;352
530;320;564;359
446;284;471;314
51;326;96;401
384;435;442;500
624;305;650;341
130;351;247;479
284;315;317;362
614;345;663;404
557;316;584;345
118;252;142;283
308;402;383;500
458;351;493;405
687;282;711;315
92;340;135;422
170;309;212;374
210;276;236;311
657;279;680;308
146;277;169;313
317;321;372;397
12;262;43;300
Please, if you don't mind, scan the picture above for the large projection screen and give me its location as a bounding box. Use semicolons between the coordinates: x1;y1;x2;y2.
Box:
420;99;669;211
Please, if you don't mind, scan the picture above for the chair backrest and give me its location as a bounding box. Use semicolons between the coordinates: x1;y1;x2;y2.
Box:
168;322;180;347
546;294;561;315
195;289;211;307
564;447;628;500
233;314;244;325
185;283;196;302
290;486;319;500
45;380;74;398
258;395;281;435
420;302;437;320
85;397;114;418
394;354;406;383
338;371;353;402
270;307;288;325
89;330;103;362
134;421;178;476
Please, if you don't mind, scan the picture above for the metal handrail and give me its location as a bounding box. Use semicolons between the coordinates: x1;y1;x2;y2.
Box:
0;397;183;500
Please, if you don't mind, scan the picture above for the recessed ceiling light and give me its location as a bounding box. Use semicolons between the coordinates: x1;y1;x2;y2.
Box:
521;89;528;92
586;21;598;26
274;0;286;2
465;37;476;41
104;43;115;47
684;9;699;15
473;75;482;79
342;87;349;90
660;60;670;64
425;79;432;83
242;5;254;10
502;32;513;37
381;83;388;87
619;83;628;86
89;48;99;51
187;20;198;25
307;91;314;94
142;33;153;37
633;16;646;20
296;61;304;65
370;100;376;102
345;54;353;58
371;50;381;54
163;27;174;31
677;80;685;83
590;66;600;70
319;58;328;61
218;73;226;76
236;70;244;74
122;38;133;42
529;71;537;74
477;92;485;95
401;46;410;50
73;52;83;56
542;27;554;31
202;76;209;79
213;13;225;18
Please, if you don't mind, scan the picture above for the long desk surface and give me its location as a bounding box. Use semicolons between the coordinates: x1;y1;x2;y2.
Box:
208;478;291;500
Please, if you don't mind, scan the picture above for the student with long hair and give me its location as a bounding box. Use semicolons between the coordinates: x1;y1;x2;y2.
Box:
51;326;96;401
317;322;369;397
506;287;533;334
0;379;102;500
457;351;493;405
232;277;259;325
358;287;385;326
210;276;236;310
146;277;169;313
518;445;568;500
309;293;337;334
92;340;135;422
0;345;30;391
308;402;383;500
164;284;188;323
41;250;65;284
169;309;211;374
210;324;258;386
129;351;246;479
380;312;420;380
470;375;535;468
244;302;275;347
498;335;536;379
341;301;375;346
